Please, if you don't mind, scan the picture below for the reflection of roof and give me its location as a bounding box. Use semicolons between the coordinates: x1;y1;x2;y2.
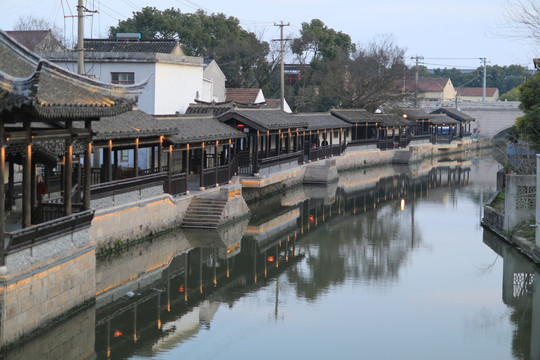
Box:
430;107;475;122
225;88;263;103
219;108;308;131
84;38;183;54
0;30;138;120
293;112;352;130
456;87;498;97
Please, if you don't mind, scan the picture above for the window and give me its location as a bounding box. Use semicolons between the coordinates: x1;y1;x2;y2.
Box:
111;72;134;85
120;150;129;162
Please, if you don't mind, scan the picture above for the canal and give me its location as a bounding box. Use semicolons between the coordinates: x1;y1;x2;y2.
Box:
3;154;537;360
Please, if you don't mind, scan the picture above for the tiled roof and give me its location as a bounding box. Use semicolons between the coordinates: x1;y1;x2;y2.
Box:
373;113;410;127
429;114;459;125
225;88;263;103
403;78;451;92
330;108;379;123
219;108;307;131
430;107;475;122
185;100;261;116
159;115;245;144
0;30;141;120
293;112;352;130
456;87;498;97
84;39;182;54
399;107;431;120
79;110;178;141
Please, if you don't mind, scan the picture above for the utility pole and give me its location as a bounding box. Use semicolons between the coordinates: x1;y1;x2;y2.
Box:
273;21;290;111
411;55;424;107
480;57;487;102
77;0;84;75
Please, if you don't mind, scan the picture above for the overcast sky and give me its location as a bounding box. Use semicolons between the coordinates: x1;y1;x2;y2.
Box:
1;0;537;70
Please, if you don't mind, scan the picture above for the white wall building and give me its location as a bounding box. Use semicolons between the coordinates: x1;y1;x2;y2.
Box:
48;38;225;115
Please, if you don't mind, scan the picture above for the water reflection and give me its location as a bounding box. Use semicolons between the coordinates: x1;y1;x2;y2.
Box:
3;156;495;359
483;229;540;360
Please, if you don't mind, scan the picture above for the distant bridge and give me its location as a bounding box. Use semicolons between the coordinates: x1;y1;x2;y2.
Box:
425;102;523;139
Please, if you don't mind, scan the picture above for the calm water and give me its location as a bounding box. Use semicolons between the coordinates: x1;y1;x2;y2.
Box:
5;155;540;360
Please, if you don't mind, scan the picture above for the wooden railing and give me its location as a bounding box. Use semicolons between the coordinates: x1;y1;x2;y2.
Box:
164;172;187;196
5;209;95;254
260;150;303;170
347;139;378;147
90;172;167;199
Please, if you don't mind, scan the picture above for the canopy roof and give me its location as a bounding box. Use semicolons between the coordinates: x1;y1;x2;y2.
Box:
430;107;475;122
293;112;352;130
219;108;307;131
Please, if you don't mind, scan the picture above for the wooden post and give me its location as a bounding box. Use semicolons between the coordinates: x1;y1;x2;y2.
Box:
65;123;73;216
168;145;173;192
253;133;259;175
228;139;232;180
186;144;190;176
214;140;219;186
22;121;31;228
0;122;5;265
158;136;163;172
84;130;91;210
107;140;112;182
200;142;205;190
134;138;139;177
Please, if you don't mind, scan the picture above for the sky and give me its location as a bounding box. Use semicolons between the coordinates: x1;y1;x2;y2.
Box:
1;0;538;70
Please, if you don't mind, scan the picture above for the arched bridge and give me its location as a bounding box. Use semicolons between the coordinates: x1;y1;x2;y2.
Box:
457;102;523;139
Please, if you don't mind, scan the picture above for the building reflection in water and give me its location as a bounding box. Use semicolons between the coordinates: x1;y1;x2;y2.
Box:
1;157;475;359
484;230;540;360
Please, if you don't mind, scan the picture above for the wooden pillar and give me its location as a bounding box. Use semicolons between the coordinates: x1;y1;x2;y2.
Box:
339;128;342;149
158;136;163;172
266;130;270;158
287;129;291;154
0;122;5;265
253;133;259;175
84;120;92;209
134;138;139;177
8;161;14;210
168;145;173;191
186;144;190;176
200;142;205;190
329;128;333;156
214;140;219;186
113;149;118;179
228;139;232;180
64;123;73;216
22;121;32;228
106;140;112;182
277;130;281;156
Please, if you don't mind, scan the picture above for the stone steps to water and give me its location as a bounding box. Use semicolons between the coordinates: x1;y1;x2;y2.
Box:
392;150;412;164
181;197;227;229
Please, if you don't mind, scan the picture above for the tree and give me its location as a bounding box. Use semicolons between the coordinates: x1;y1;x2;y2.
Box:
110;7;274;88
499;87;521;101
504;0;540;43
516;73;540;151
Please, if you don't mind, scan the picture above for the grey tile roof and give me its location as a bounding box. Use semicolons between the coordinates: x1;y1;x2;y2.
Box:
0;30;141;120
429;114;459;125
219;108;308;131
373;113;411;127
399;107;431;120
293;112;352;130
430;107;475;122
330;109;379;123
84;39;181;54
159;115;245;144
186;100;263;116
76;110;178;141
